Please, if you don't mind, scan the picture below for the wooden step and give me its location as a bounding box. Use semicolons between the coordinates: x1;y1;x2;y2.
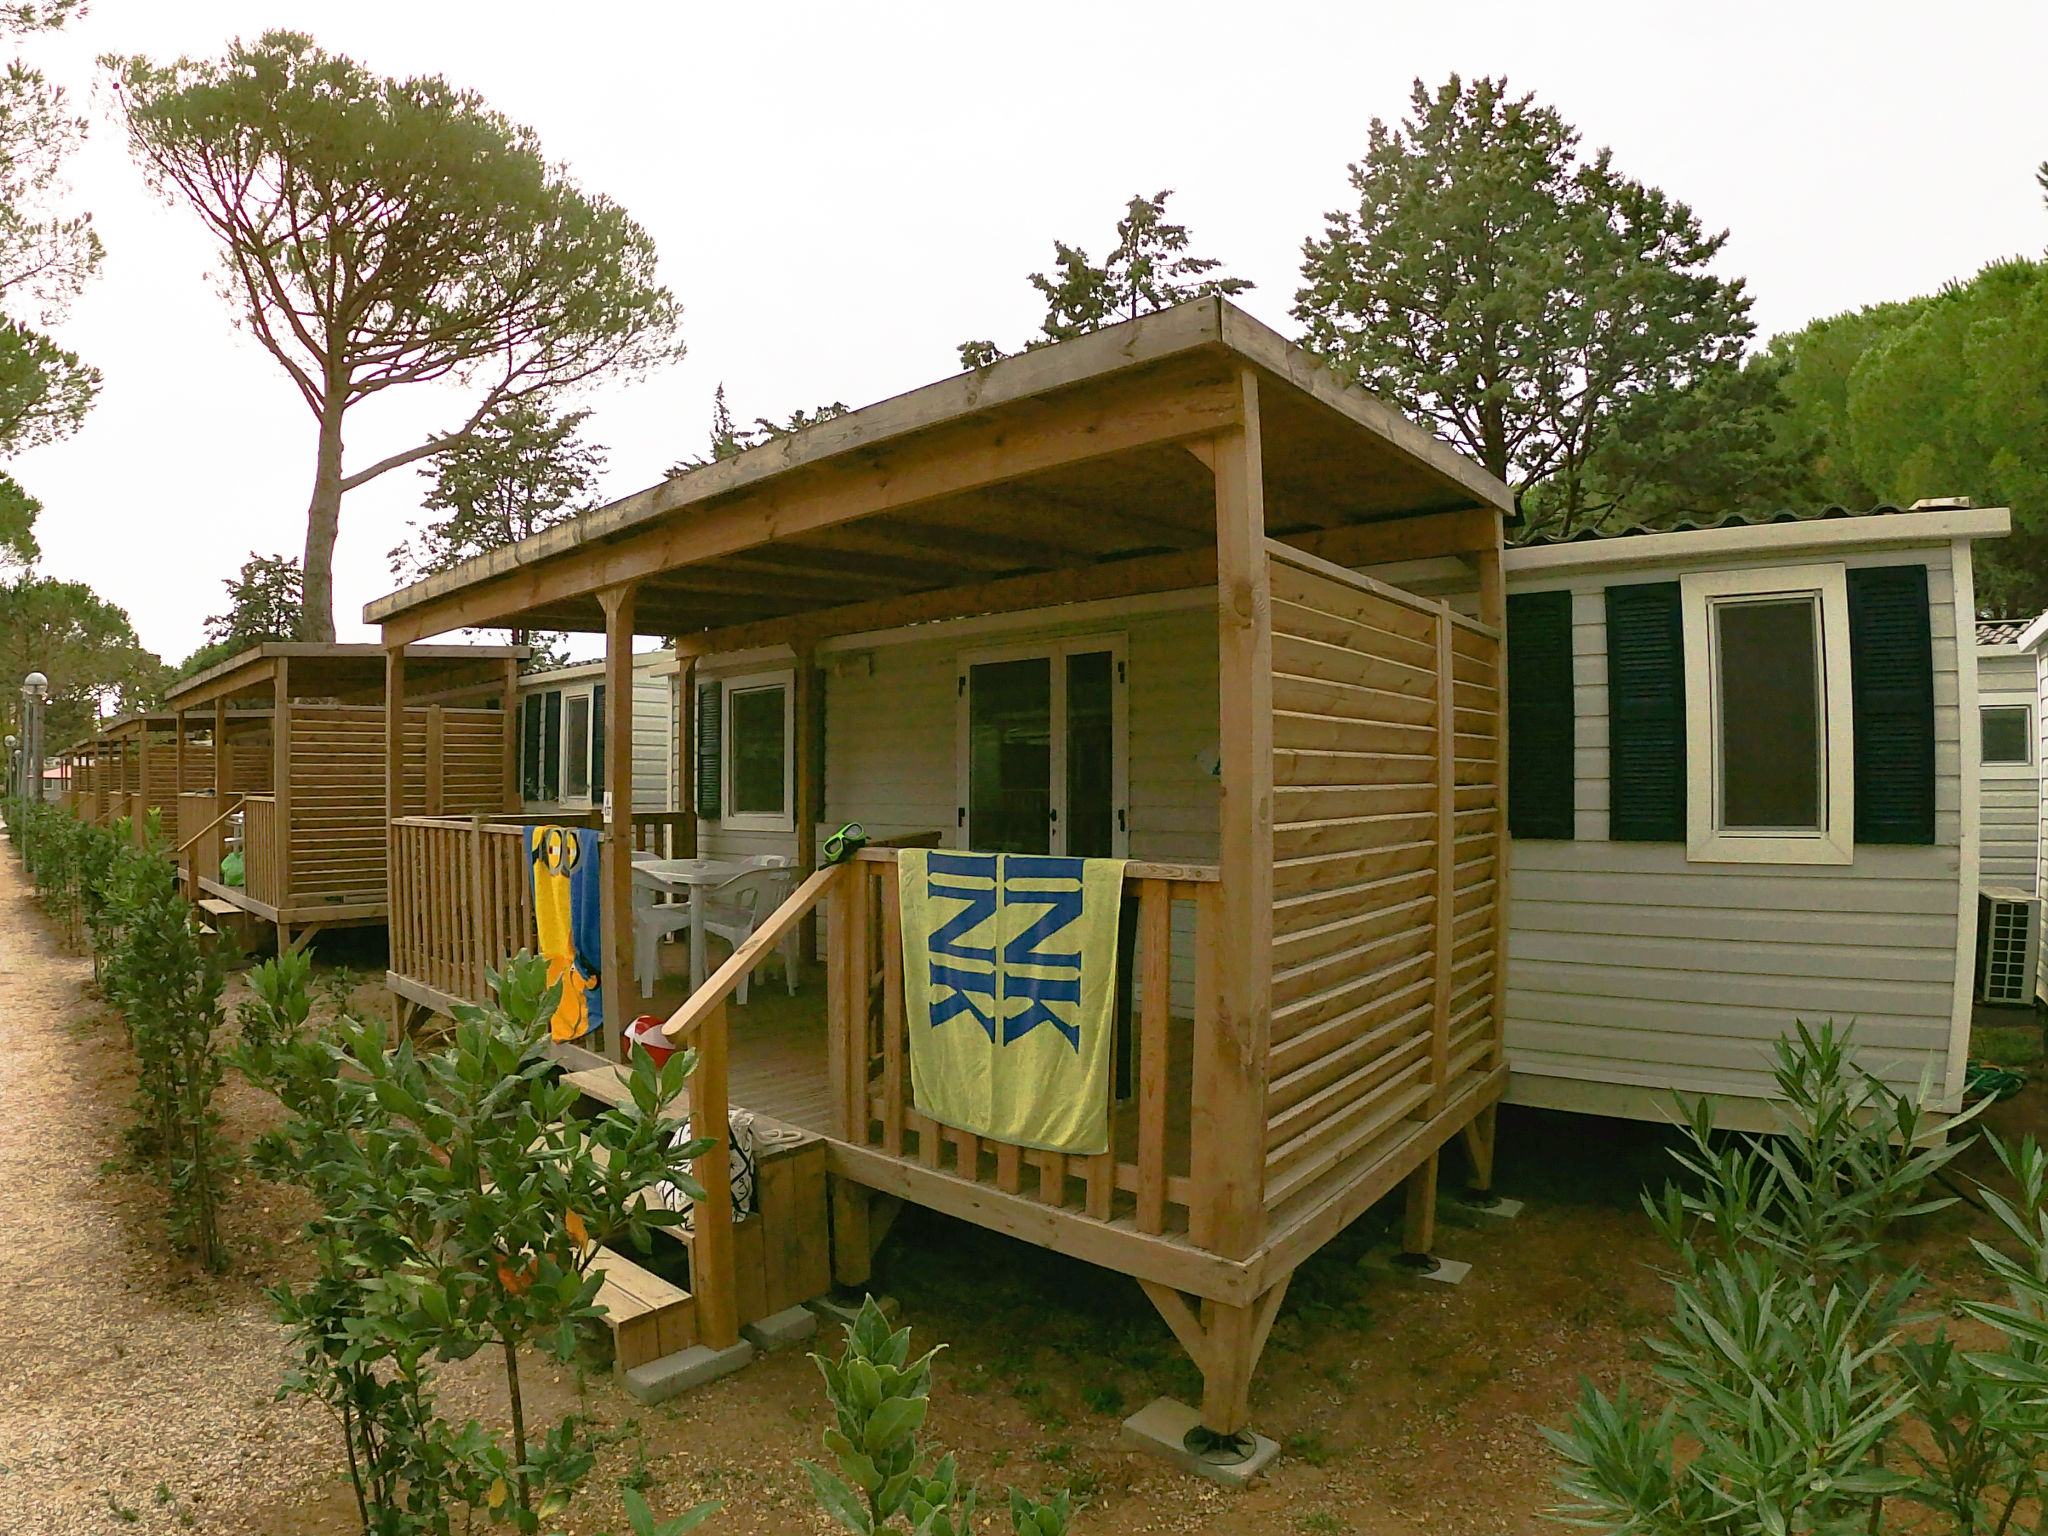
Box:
588;1245;697;1368
198;898;242;919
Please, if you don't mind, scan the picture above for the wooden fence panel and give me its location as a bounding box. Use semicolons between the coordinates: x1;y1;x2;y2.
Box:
1262;546;1501;1214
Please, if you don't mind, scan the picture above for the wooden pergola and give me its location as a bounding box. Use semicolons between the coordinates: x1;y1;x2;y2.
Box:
366;298;1513;1436
164;642;523;951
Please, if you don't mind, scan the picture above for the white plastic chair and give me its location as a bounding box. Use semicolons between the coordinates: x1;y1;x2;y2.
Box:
701;866;799;1004
630;869;695;994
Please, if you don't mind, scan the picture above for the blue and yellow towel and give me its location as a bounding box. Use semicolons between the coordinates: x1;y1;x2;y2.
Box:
898;850;1126;1156
530;826;604;1041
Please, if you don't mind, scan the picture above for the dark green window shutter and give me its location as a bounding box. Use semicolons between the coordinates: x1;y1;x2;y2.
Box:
541;690;562;802
591;683;607;792
1847;564;1935;844
694;681;722;819
520;695;543;801
1507;590;1576;839
1605;582;1686;841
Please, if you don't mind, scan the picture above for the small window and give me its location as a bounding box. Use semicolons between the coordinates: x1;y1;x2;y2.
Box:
563;693;591;801
1682;564;1854;864
1983;704;2032;766
719;670;793;831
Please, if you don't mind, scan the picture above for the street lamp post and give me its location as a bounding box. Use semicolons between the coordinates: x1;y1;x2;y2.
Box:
4;733;16;801
21;672;46;807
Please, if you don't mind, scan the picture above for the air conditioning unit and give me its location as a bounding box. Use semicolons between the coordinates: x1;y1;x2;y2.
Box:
1976;888;2042;1005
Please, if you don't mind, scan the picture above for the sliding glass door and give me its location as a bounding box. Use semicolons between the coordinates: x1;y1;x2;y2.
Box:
957;637;1127;857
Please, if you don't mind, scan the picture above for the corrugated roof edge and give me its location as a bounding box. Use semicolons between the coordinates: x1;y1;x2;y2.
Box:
1510;503;1910;547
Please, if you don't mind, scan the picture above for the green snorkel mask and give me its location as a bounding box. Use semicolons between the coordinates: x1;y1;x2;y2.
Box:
822;822;867;865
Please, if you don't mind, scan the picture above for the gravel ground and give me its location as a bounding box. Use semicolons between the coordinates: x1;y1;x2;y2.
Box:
0;849;334;1535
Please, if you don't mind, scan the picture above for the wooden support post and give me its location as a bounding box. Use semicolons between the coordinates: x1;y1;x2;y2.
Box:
273;657;292;911
1461;1103;1498;1195
826;864;854;1142
598;583;638;1058
501;656;522;812
675;656;698;858
173;711;185;797
1427;610;1454;1117
1139;1275;1291;1437
1478;542;1510;1080
385;646;408;962
690;999;739;1346
1401;1151;1439;1258
1193;366;1272;1261
213;699;228;797
830;1175;873;1288
424;705;446;817
136;719;152;839
793;642;820;978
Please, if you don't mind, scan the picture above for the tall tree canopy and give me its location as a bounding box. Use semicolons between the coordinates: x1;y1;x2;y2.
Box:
667;383;848;474
389;400;608;668
0;0;104;567
1294;75;1753;535
176;552;305;678
107;31;685;641
0;573;164;742
958;190;1250;368
1768;254;2048;615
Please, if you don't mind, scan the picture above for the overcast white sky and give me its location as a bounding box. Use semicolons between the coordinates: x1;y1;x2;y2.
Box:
9;0;2047;665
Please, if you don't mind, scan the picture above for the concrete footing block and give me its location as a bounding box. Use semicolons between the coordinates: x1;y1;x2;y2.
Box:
1361;1246;1473;1287
1119;1397;1278;1487
621;1339;754;1404
1440;1194;1525;1231
805;1291;899;1330
742;1304;819;1353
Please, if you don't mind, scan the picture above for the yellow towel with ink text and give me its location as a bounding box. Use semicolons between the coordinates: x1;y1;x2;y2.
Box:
898;850;1126;1156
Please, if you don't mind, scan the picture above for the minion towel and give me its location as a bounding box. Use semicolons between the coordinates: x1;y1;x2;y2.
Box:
530;825;604;1041
898;850;1126;1156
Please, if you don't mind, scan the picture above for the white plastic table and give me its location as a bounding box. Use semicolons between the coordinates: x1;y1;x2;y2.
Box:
632;856;746;992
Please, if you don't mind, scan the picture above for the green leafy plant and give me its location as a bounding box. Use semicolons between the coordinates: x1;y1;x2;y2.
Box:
804;1297;1071;1535
240;949;715;1535
1543;1021;2048;1533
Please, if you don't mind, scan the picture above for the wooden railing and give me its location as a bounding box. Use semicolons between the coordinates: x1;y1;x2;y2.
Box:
388;816;541;1005
626;811;693;858
663;862;842;1355
826;849;1218;1239
242;795;282;909
177;790;238;888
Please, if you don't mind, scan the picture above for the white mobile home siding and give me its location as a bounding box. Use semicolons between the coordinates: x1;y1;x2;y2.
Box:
1504;543;1968;1115
1977;648;2040;892
517;659;672;815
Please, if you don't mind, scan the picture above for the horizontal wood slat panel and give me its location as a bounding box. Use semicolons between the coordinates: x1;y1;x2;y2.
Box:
1270;560;1438;645
1272;672;1435;727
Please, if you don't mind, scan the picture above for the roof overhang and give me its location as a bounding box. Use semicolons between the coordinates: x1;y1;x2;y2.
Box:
363;298;1512;647
1504;505;2010;583
166;641;524;711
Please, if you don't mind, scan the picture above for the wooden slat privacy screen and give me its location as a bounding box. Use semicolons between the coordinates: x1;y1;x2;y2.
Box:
1264;546;1502;1215
283;705;510;909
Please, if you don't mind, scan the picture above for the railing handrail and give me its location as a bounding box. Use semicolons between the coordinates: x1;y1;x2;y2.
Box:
175;793;244;854
661;863;843;1043
391;814;536;832
850;845;1222;884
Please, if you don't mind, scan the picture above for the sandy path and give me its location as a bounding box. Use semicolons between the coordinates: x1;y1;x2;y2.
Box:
0;847;333;1535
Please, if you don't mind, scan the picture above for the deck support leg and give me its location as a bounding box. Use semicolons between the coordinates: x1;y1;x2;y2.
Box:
1401;1150;1439;1260
828;1175;873;1289
1138;1275;1290;1438
1460;1104;1498;1195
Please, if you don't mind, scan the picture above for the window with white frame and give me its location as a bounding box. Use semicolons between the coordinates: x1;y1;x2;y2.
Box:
954;635;1128;857
1681;564;1855;864
519;683;605;805
1981;702;2033;768
717;670;794;831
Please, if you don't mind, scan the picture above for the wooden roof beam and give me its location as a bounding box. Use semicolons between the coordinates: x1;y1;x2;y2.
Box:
374;368;1243;644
